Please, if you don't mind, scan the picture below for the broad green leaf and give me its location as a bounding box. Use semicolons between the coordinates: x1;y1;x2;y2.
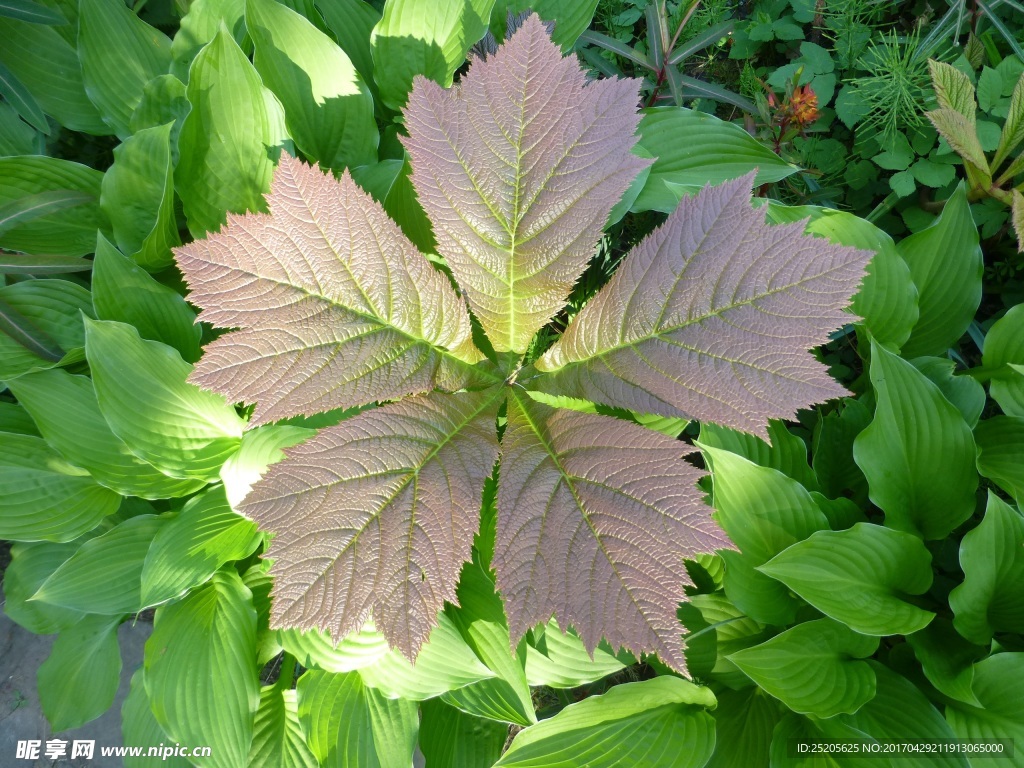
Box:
296;669;418;768
78;0;171;137
769;713;879;768
175;154;490;425
418;699;508;768
536;175;872;438
983;304;1024;417
0;16;109;134
812;398;871;504
0;432;120;542
945;653;1024;767
525;620;628;688
899;184;982;357
0;99;45;153
495;677;716;768
129;75;190;166
0;400;37;435
0;294;63;362
911;357;985;428
0;0;65;24
699;419;817;491
92;235;200;362
706;687;782;768
853;341;977;539
248;686;318;768
176;26;290;237
2;540;83;633
122;669;191;768
496;391;726;673
0;253;91;275
974;416;1024;503
686;592;774;688
7;369;206;499
948;492;1024;644
0;156;104;256
759;523;935;636
496;0;598;50
631;107;798;213
701;445;829;626
140;487;261;607
247;0;377;169
403;16;647;352
171;0;248;79
38;614;122;731
729;618;878;718
279;625;390;674
84;318;244;480
99;121;181;271
315;0;379;98
0;279;93;379
145;571;260;768
33;514;163;614
220;424;314;510
929;60;976;119
907;618;986;706
994;71;1024;170
370;0;494;111
0;189;92;238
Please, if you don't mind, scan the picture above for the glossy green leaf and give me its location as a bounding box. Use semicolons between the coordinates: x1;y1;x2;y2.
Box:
0;60;48;135
140;487;261;607
0;156;104;256
686;593;773;688
0;99;45;153
0;189;92;238
495;677;716;768
7;369;206;499
129;74;190;166
0;432;120;542
0;400;37;435
945;653;1024;767
898;184;983;357
0;0;65;24
84;318;244;480
316;0;379;97
853;340;977;539
0;294;64;363
122;669;191;768
759;523;935;636
33;514;163;614
370;0;495;111
145;570;260;768
78;0;171;137
38;614;122;731
631;107;798;213
279;625;390;674
524;620;628;689
974;416;1024;503
907;619;986;707
176;26;290;237
2;541;84;633
983;304;1024;417
949;492;1024;644
706;687;781;768
247;0;377;169
296;669;418;768
418;699;508;768
700;419;817;491
729;618;878;718
248;686;319;768
769;713;877;768
220;424;314;510
0;279;92;379
99;122;181;271
170;0;248;79
911;357;985;428
812;398;871;504
92;235;200;362
498;0;598;50
0;253;92;275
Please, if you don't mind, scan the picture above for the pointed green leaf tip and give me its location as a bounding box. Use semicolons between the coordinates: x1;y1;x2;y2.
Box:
176;15;870;672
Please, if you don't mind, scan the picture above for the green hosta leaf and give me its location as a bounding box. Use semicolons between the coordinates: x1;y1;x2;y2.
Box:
145;571;260;768
0;401;37;434
631;107;798;213
0;278;93;379
316;0;379;100
2;541;84;633
701;445;829;626
706;687;781;768
248;686;319;768
84;318;244;480
700;419;817;491
813;398;871;504
176;26;290;237
853;341;977;539
129;75;190;166
0;99;45;153
525;620;627;688
983;304;1024;417
403;16;647;352
929;60;976;120
246;0;377;169
77;0;171;137
899;184;982;357
170;0;247;79
38;614;122;731
0;16;108;134
948;492;1024;644
6;370;206;499
945;653;1024;767
92;235;200;362
0;253;91;275
994;72;1024;170
296;669;418;768
495;677;716;768
911;357;985;428
907;619;986;706
418;699;508;768
33;514;164;614
0;157;104;256
975;416;1024;502
122;669;191;768
535;175;873;438
770;713;879;768
99;122;181;271
175;154;490;425
370;0;494;111
759;523;935;636
496;0;598;50
280;626;390;674
220;424;314;510
0;432;120;542
728;618;878;718
140;487;261;607
0;189;92;239
0;0;64;24
686;593;773;688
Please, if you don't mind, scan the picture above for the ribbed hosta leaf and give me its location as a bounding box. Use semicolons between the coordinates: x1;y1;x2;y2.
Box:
534;174;874;438
403;14;648;353
175;154;490;425
495;391;730;673
240;390;502;659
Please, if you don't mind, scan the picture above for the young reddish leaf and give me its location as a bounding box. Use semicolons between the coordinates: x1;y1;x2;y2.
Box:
175;154;492;425
240;389;502;659
403;15;649;354
533;174;873;438
494;391;731;673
